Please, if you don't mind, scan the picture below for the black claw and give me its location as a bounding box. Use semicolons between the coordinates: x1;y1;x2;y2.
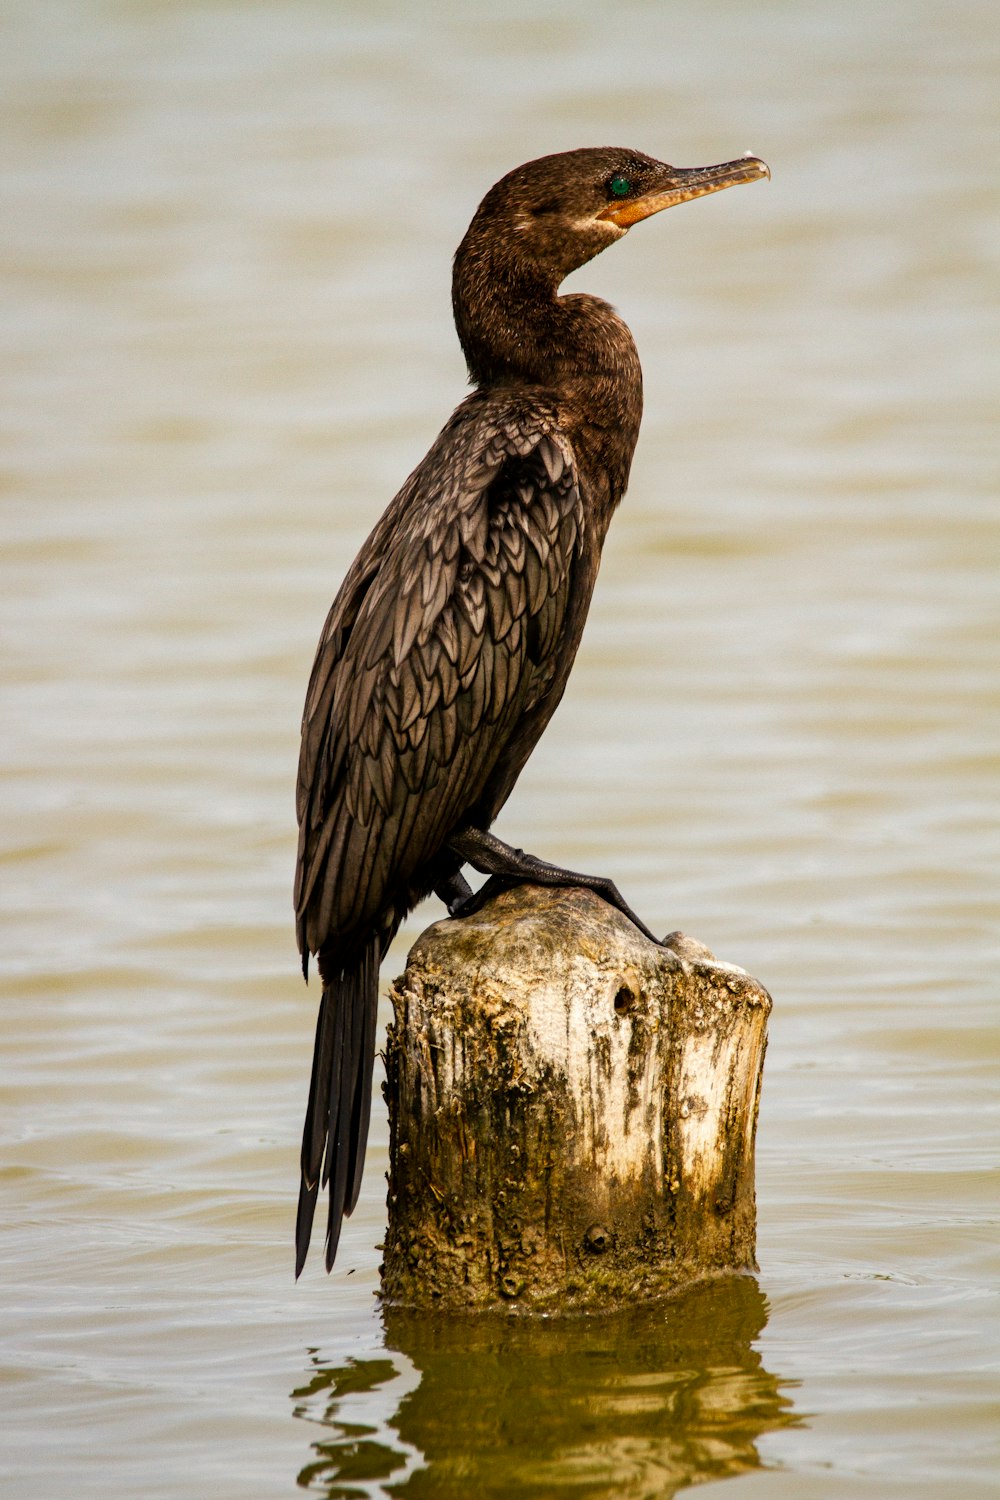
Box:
445;827;662;944
449;873;517;919
434;870;474;913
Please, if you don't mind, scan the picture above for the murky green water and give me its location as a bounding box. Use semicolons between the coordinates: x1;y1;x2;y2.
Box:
2;1;997;1496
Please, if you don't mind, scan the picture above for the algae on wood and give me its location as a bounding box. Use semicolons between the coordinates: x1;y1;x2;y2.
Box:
382;883;770;1312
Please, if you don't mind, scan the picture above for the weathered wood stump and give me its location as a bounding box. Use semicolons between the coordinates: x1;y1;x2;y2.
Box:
381;883;770;1312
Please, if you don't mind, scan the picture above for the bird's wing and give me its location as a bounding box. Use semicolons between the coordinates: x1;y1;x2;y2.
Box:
295;399;584;959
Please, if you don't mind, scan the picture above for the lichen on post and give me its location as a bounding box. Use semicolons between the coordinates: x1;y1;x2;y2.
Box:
381;883;770;1312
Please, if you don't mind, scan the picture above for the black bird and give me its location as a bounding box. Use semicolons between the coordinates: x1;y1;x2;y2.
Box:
294;146;768;1274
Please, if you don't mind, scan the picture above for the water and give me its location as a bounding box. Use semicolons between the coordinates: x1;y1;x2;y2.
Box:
2;1;997;1496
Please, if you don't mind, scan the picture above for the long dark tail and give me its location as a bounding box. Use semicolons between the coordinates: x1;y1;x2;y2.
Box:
295;937;380;1276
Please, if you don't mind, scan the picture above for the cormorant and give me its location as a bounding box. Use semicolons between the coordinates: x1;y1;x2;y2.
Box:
294;146;769;1274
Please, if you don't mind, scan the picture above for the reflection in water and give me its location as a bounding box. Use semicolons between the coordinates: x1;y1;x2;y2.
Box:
293;1356;422;1496
293;1275;798;1498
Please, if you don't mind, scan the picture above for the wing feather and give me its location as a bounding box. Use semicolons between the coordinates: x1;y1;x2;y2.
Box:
295;395;585;958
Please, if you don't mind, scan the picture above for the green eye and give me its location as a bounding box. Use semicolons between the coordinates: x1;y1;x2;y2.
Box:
609;175;632;198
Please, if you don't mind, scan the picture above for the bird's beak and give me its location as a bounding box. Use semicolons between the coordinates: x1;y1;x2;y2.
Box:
598;155;770;228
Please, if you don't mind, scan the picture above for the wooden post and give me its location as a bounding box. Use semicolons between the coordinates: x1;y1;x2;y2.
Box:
381;883;770;1312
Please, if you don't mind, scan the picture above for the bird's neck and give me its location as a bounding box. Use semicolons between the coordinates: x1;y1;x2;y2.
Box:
453;252;643;500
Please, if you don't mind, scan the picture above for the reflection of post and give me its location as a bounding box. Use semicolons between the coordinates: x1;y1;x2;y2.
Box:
382;884;771;1311
290;1278;797;1498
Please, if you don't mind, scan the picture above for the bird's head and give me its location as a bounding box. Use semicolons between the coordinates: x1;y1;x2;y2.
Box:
461;146;769;286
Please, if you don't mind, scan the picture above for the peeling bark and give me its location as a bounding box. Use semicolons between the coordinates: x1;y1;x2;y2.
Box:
382;883;771;1312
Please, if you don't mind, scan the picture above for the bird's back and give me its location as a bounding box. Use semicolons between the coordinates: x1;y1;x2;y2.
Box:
295;386;603;968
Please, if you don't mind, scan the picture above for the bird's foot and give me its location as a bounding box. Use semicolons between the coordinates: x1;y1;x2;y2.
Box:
433;870;474;916
446;872;519;920
446;827;662;945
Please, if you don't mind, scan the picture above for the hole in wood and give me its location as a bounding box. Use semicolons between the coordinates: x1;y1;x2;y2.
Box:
613;984;635;1015
584;1224;611;1255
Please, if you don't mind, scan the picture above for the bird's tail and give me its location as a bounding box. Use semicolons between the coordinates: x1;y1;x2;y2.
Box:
295;936;380;1276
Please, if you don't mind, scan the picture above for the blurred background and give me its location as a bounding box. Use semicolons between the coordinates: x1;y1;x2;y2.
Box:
2;1;997;1496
